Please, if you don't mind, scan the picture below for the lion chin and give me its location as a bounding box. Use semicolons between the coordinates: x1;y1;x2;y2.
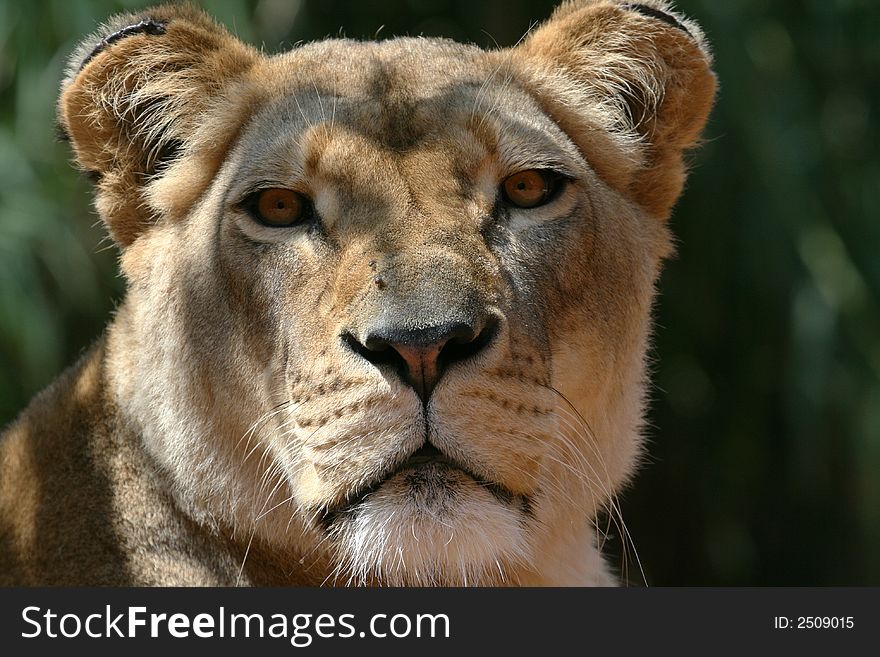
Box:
0;0;715;586
326;455;532;586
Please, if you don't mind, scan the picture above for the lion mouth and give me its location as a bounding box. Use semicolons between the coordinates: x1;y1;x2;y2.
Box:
398;443;451;468
318;443;531;528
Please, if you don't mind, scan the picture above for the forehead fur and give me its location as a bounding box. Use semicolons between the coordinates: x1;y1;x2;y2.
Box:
227;38;586;190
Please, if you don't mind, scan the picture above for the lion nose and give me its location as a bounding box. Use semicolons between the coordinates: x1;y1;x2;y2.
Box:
344;319;497;402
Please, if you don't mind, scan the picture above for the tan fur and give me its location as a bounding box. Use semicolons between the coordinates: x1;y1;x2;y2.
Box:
0;1;715;586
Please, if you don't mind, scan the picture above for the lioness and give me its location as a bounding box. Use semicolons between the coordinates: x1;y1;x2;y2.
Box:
0;1;714;586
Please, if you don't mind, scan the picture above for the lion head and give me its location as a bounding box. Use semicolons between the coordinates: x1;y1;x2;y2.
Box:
58;1;715;585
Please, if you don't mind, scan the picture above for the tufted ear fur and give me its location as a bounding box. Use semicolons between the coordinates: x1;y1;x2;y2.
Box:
513;0;716;219
58;4;259;247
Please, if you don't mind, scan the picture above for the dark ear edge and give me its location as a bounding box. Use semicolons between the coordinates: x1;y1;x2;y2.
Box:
78;18;168;72
622;3;692;37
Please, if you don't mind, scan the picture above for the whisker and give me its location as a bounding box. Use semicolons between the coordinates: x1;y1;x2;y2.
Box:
542;384;648;586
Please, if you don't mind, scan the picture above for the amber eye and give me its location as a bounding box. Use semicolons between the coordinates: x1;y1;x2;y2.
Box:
250;188;306;227
501;170;560;209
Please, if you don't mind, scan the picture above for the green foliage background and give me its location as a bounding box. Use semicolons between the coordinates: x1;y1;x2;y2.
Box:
1;0;878;585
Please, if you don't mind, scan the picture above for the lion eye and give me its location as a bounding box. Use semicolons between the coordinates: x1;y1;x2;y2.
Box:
501;170;560;209
250;188;306;227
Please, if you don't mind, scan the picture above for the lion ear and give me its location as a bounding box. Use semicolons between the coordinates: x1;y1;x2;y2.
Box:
514;0;716;219
58;4;258;246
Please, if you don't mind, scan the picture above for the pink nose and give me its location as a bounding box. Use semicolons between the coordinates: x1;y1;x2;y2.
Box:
386;342;446;402
343;319;497;402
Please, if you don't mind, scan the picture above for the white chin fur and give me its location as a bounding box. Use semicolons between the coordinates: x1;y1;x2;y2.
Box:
327;473;531;586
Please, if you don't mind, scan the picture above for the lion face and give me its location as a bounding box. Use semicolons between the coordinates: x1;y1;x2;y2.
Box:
60;2;715;585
